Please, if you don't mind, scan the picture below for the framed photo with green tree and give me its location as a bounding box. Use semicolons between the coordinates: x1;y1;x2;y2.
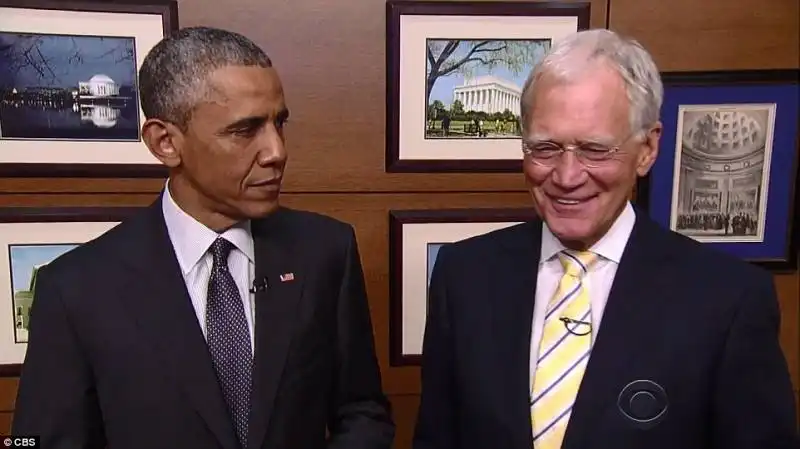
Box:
385;0;590;172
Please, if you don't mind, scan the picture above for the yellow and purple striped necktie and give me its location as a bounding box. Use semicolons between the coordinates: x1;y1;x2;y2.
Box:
530;249;598;448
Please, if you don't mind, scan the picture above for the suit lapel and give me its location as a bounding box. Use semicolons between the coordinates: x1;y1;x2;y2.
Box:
489;221;543;448
563;212;676;449
117;199;240;449
246;210;306;449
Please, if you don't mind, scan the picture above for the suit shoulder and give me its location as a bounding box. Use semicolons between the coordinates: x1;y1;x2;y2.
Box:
452;220;535;247
441;221;537;260
659;224;773;287
277;207;354;237
34;211;141;282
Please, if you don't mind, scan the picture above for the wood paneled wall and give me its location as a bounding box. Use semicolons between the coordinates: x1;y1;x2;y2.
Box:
1;0;798;447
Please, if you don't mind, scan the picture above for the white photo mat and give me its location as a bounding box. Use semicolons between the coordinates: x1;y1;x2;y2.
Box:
0;6;166;165
397;14;579;161
399;220;522;357
0;220;120;366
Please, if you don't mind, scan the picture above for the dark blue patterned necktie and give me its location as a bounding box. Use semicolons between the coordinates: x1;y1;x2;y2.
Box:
206;237;253;449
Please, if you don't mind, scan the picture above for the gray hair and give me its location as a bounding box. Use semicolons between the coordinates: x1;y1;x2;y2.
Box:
138;26;272;130
519;28;663;138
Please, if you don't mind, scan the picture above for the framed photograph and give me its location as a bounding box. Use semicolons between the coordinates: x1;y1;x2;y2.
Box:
385;0;590;173
388;208;537;366
636;69;799;272
0;206;141;376
0;0;178;178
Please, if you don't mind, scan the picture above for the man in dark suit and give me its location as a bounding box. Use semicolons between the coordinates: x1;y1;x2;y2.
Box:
413;29;798;449
12;26;394;449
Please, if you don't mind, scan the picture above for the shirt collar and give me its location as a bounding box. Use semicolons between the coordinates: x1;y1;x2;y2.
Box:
540;201;636;265
161;180;254;275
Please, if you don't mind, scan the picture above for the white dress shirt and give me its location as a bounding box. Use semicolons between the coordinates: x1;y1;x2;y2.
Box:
161;183;256;354
528;201;636;386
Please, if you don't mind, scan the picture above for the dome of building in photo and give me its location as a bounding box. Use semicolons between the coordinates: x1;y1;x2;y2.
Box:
682;110;766;160
86;74;120;97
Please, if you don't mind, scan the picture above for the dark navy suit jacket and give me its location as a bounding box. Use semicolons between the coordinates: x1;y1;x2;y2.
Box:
12;198;394;449
414;208;798;449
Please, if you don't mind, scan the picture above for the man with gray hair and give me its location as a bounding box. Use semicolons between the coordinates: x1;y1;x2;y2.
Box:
414;28;798;449
12;26;394;449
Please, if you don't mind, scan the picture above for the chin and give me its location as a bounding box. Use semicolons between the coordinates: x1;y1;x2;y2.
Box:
542;214;601;248
240;199;280;219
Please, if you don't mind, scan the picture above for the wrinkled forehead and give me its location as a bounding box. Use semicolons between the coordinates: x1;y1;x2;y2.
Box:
193;66;286;121
204;65;284;103
525;69;631;143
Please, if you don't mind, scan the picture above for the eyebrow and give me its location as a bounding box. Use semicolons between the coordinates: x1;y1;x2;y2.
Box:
525;133;617;145
525;133;551;142
219;107;290;134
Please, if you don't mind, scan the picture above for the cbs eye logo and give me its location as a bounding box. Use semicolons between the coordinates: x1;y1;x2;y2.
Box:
3;437;38;447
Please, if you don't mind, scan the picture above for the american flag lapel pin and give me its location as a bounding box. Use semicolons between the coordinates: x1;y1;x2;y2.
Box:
279;272;295;282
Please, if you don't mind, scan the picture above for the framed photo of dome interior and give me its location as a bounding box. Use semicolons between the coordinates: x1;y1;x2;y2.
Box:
636;69;799;272
0;0;178;178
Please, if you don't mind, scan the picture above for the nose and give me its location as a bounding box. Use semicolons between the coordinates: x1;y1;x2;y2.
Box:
550;151;587;188
256;122;287;167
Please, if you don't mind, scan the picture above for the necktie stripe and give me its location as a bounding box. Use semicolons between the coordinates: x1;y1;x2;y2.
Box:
563;252;594;276
531;250;597;449
533;409;572;442
533;411;572;449
531;347;590;405
531;359;589;423
537;308;592;364
533;373;587;423
545;281;581;319
561;251;588;273
532;404;573;441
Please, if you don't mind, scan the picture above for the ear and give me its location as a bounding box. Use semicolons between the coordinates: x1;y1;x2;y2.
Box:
635;121;662;177
141;118;184;168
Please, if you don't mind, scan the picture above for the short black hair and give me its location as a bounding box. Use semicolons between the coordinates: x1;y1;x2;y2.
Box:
138;26;272;129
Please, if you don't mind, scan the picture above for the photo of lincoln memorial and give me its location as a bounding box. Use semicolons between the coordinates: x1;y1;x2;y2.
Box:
425;38;550;140
670;105;775;242
452;75;521;116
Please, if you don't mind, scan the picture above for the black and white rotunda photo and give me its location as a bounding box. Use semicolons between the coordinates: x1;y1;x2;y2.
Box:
669;104;775;242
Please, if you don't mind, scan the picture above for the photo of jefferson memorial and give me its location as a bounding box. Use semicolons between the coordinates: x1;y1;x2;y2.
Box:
78;74;121;98
452;75;521;116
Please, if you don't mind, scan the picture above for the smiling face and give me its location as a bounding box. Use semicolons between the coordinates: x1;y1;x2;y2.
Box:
522;61;661;249
143;64;289;231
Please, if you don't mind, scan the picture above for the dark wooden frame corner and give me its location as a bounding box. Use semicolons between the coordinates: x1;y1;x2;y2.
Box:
0;206;143;377
385;0;591;173
388;207;538;366
635;69;799;272
0;0;178;178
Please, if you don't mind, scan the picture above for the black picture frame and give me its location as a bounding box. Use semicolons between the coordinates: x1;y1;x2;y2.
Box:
0;206;142;376
388;207;538;366
0;0;179;178
635;69;799;272
385;0;590;173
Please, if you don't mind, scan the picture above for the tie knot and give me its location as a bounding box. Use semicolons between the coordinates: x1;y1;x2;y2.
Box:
209;237;235;265
558;250;597;277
